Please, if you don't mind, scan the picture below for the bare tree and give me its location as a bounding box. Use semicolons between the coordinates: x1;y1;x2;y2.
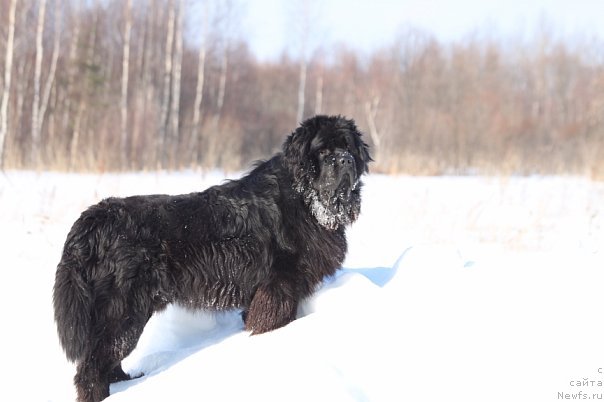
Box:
31;0;48;166
296;59;307;123
294;1;309;123
120;0;133;169
289;0;321;123
364;95;382;152
130;0;154;168
214;43;228;127
60;1;80;142
70;2;99;170
314;63;323;115
212;0;235;131
0;0;18;168
191;1;208;165
169;0;184;167
158;0;176;168
38;0;61;163
14;59;27;157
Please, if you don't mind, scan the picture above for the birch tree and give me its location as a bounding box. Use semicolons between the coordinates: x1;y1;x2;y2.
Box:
31;0;47;166
212;0;235;131
38;0;61;162
169;0;184;167
0;0;18;168
70;3;98;170
61;1;80;142
214;42;228;128
290;0;320;124
314;67;323;115
296;57;307;123
158;0;176;168
130;0;154;167
120;0;132;169
295;1;309;124
190;2;208;165
364;95;382;153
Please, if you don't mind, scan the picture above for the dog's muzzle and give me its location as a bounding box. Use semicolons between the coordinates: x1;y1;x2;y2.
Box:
333;151;357;201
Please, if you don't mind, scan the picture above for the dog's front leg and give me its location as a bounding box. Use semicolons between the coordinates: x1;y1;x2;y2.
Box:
244;278;298;335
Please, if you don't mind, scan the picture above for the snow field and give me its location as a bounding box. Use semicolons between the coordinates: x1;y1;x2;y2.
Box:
1;171;602;401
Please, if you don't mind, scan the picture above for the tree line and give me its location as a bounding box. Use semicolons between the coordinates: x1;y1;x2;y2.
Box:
1;0;604;176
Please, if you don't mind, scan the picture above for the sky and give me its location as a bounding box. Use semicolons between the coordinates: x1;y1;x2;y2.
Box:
242;0;604;60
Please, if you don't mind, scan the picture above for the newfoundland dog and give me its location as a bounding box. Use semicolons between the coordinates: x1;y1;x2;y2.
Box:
53;115;371;402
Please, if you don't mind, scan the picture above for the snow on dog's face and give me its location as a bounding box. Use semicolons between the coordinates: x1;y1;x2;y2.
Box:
283;115;371;230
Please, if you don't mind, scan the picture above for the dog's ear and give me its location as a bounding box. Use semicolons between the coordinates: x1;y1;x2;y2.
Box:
339;117;372;174
357;136;372;173
282;122;315;187
283;116;329;168
283;125;308;165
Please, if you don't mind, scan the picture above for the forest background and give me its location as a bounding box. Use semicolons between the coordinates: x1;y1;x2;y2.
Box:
1;0;603;176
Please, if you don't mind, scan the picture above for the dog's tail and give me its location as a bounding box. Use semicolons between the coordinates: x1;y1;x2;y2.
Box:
53;218;95;362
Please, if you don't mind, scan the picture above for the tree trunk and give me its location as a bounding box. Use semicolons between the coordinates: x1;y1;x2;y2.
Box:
296;60;307;123
364;95;381;152
70;2;98;170
61;1;80;139
120;0;133;170
158;0;176;169
293;0;313;124
38;0;61;165
0;0;18;168
14;61;27;158
214;43;228;128
31;0;47;167
70;102;84;171
314;71;323;115
131;0;154;168
169;0;183;168
190;3;208;166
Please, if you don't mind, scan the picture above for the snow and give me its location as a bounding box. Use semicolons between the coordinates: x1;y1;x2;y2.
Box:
1;171;603;401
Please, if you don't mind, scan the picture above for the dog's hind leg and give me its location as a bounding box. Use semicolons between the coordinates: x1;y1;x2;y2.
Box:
74;354;112;402
74;315;149;401
74;330;129;402
108;318;149;383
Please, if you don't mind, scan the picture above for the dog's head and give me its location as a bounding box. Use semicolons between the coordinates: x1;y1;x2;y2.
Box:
283;115;372;230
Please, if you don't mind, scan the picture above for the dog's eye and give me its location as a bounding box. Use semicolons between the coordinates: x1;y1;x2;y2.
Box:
318;149;330;158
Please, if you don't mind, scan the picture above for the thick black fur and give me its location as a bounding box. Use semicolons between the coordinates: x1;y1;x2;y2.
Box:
53;115;371;402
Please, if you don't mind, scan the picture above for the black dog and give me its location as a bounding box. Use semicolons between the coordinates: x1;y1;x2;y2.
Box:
53;115;371;402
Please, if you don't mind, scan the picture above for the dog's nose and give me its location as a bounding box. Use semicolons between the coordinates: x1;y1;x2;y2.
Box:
337;152;354;166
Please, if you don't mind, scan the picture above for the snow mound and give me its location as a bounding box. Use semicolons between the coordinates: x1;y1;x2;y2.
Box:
107;246;603;402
